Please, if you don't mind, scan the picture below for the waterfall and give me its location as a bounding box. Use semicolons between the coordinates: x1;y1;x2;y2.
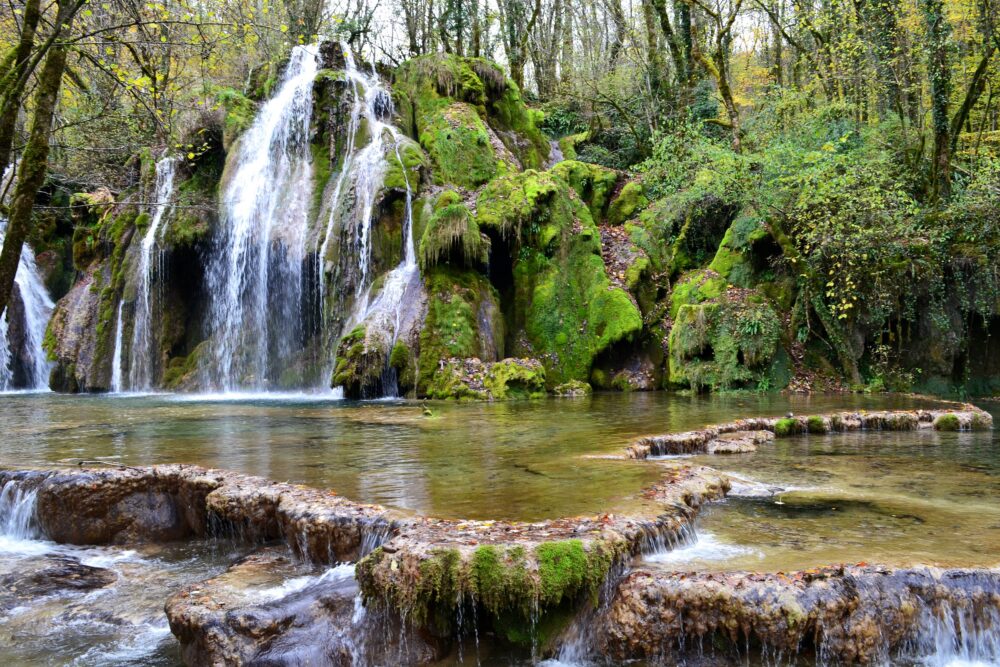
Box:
318;43;422;395
0;480;41;540
126;156;178;391
204;44;318;391
0;222;54;391
110;300;125;392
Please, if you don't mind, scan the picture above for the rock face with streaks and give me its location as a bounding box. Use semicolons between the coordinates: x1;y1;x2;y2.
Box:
594;566;1000;665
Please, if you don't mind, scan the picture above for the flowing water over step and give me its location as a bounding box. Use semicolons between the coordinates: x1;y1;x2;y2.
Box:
0;480;240;666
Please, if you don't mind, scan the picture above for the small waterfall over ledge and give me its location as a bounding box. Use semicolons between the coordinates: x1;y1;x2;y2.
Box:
0;223;54;391
204;45;318;392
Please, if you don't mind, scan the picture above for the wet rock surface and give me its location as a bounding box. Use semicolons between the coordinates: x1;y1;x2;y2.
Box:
0;555;115;610
166;548;441;666
595;565;1000;665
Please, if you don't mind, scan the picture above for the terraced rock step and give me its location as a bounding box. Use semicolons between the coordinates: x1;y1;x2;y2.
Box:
0;466;393;562
594;566;1000;665
627;405;993;459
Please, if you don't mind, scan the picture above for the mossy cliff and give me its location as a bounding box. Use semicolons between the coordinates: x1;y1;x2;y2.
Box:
44;139;221;392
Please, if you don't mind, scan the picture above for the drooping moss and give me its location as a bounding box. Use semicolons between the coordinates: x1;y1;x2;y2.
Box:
357;536;625;647
668;289;783;392
418;190;489;270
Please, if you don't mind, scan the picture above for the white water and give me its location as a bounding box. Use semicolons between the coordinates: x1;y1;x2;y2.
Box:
109;301;125;393
0;224;54;391
126;156;178;391
205;45;318;391
643;530;760;565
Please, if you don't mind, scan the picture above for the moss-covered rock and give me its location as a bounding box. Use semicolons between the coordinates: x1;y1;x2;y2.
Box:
417;190;489;270
332;325;391;399
607;181;648;225
553;379;592;396
426;357;546;400
476;170;643;385
417;267;504;394
394;53;549;188
548;160;619;222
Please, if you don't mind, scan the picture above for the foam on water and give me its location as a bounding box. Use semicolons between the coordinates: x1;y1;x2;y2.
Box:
643;531;761;565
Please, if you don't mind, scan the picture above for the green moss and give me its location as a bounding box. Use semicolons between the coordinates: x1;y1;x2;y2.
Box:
774;418;801;437
558;131;588;161
477;170;642;385
394;53;548;187
332;325;390;398
214;87;257;149
553;379;592;396
162;341;208;389
548;160;618;221
427;358;545;401
933;413;961;431
807;415;827;434
607;181;648;225
670;270;727;319
417;267;502;394
382;136;427;190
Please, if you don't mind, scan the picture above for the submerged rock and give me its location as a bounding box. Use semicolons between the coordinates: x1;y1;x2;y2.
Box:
595;566;1000;665
0;555;115;611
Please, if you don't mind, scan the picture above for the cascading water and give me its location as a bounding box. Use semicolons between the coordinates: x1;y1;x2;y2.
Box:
0;223;54;391
204;45;318;391
127;156;178;391
0;480;41;541
318;44;422;396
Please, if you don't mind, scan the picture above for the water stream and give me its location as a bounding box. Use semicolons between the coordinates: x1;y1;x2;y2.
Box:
0;223;54;392
128;156;179;391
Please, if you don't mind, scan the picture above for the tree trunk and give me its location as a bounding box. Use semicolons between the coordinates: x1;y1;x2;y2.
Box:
922;0;951;200
0;0;43;178
0;7;74;320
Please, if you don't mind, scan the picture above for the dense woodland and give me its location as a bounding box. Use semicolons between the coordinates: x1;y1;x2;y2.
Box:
1;0;999;396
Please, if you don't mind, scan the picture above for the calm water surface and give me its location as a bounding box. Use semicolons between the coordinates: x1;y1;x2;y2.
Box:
0;391;944;521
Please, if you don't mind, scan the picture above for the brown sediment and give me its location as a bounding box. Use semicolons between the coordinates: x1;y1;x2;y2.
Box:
595;565;1000;664
626;405;993;459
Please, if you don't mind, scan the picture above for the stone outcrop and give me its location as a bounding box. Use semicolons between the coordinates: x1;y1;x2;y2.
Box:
626;405;993;459
595;566;1000;665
